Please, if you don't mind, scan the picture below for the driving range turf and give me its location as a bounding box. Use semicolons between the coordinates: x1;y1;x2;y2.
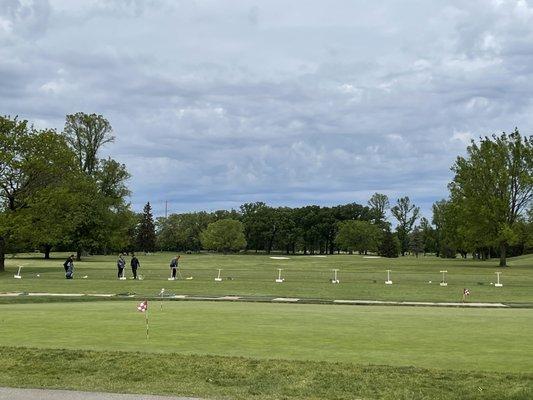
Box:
1;252;533;303
0;253;532;399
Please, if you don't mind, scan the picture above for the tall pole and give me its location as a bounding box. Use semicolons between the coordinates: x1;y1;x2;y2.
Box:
145;308;149;340
165;200;168;218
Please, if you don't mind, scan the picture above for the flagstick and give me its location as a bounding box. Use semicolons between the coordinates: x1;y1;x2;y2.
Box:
145;308;149;340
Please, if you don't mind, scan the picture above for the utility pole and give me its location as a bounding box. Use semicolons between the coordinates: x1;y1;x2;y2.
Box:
165;200;168;218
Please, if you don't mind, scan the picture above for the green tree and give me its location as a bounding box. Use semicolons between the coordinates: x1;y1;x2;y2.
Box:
0;116;76;269
449;129;533;266
136;202;157;252
336;220;382;254
419;217;437;255
63;112;114;175
378;228;400;258
62;113;131;260
368;193;390;227
408;226;424;257
156;212;215;252
432;199;469;258
391;196;420;256
200;219;246;253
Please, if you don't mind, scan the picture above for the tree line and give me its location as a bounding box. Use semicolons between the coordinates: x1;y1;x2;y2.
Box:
1;113;531;270
155;197;428;257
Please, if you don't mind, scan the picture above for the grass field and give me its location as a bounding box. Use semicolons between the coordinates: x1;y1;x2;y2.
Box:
0;301;531;373
1;252;532;399
1;252;532;303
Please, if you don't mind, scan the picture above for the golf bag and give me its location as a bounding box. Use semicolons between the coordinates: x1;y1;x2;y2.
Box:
65;264;74;279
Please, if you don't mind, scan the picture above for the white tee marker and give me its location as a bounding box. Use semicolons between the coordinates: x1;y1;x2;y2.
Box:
385;269;393;285
495;272;503;287
14;266;23;279
440;270;448;286
215;269;223;282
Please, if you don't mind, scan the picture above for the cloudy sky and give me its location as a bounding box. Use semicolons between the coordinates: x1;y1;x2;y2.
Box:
2;0;533;219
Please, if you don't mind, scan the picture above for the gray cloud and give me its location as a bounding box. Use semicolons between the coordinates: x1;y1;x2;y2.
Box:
1;0;533;219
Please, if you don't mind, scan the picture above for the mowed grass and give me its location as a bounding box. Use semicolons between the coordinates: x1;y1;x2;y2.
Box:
0;301;531;373
1;252;532;303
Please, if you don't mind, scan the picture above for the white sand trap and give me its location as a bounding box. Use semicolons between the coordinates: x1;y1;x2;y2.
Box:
270;256;290;260
363;256;381;259
310;255;327;257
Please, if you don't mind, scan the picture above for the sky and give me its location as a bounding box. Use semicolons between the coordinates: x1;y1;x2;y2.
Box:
2;0;533;220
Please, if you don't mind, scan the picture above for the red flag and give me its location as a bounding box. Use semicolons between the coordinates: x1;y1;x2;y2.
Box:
137;300;148;312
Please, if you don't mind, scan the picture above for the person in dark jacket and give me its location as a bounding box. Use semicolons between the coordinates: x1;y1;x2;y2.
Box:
63;255;74;279
117;254;126;279
130;253;140;280
169;255;180;279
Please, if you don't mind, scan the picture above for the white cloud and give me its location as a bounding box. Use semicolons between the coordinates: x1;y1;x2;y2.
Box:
2;0;533;219
451;131;473;145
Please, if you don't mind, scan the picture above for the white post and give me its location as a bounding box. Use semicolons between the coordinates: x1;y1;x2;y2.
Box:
385;269;392;285
215;269;223;282
331;269;339;284
275;268;284;283
440;270;448;286
495;272;503;287
160;288;165;311
14;266;23;279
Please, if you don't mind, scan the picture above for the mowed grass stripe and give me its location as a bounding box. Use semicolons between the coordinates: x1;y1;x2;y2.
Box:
0;301;531;373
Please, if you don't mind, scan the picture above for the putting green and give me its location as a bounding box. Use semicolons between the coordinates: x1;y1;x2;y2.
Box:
0;301;531;373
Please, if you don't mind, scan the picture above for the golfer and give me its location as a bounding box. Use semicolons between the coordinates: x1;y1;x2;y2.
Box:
170;255;181;279
64;254;74;279
131;253;140;280
117;254;126;279
63;254;74;273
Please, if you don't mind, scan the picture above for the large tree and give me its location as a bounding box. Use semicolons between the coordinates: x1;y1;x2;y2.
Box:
201;219;246;253
63;112;114;175
378;228;400;258
449;129;533;266
368;193;390;227
408;226;424;257
391;196;420;256
0;116;76;269
62;113;131;260
336;220;382;254
432;199;469;258
136;202;157;252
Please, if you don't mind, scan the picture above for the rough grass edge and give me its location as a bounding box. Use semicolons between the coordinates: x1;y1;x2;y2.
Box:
0;346;531;400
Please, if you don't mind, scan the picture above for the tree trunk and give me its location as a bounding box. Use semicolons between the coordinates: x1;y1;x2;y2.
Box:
0;236;5;272
76;248;82;261
499;242;507;267
44;244;52;259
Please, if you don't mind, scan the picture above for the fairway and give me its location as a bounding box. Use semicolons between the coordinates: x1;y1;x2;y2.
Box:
0;300;531;373
1;252;533;304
